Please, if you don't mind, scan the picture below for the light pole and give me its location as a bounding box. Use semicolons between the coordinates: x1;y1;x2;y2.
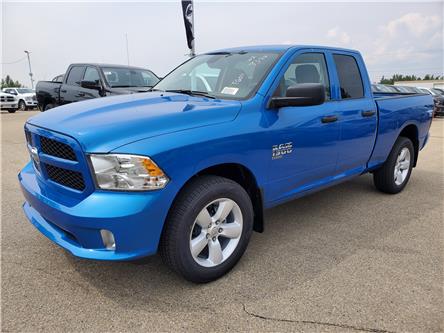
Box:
24;50;34;89
125;33;130;66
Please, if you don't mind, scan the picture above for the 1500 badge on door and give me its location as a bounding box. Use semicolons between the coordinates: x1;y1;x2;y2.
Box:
272;142;293;160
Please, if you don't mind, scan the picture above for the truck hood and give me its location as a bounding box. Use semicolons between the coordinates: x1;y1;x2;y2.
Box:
20;93;36;98
27;92;241;152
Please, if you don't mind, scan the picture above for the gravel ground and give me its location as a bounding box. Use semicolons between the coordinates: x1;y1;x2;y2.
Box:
1;111;443;332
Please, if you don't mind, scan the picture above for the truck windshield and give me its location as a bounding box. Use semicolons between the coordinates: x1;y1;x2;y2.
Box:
154;51;281;100
102;67;159;88
17;88;34;93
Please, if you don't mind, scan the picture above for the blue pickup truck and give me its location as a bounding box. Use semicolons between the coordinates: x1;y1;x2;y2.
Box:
19;45;433;282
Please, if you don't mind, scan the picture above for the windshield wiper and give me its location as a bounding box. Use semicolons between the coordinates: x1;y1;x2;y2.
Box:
165;89;216;99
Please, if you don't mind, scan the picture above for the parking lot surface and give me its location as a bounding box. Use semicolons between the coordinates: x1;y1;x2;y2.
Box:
2;111;443;332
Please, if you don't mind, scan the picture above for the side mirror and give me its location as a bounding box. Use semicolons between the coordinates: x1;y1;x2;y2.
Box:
80;80;101;91
268;83;325;109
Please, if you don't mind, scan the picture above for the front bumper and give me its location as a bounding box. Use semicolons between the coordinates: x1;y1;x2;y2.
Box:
1;102;17;109
19;162;173;261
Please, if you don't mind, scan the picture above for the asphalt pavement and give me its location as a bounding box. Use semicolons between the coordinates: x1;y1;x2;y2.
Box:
1;111;443;332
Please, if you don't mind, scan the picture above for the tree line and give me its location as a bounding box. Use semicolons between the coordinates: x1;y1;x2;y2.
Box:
1;75;23;89
380;74;444;85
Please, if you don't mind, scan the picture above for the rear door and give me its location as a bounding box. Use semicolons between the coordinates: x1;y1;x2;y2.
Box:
60;65;86;105
329;52;378;175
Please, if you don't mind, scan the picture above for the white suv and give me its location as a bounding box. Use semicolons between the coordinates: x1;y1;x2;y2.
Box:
0;92;18;113
2;87;37;111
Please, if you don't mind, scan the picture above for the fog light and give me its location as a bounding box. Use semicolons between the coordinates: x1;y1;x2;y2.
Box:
100;229;116;250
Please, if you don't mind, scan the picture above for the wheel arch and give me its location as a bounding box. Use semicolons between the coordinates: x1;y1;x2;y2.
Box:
398;123;419;167
170;163;265;233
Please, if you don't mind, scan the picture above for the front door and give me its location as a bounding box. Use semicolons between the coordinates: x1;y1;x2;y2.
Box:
60;65;86;105
265;51;340;204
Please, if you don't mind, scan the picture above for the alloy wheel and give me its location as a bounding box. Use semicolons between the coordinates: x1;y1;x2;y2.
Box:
189;198;243;267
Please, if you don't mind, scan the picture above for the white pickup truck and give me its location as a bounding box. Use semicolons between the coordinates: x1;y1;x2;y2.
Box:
0;92;18;113
2;87;37;111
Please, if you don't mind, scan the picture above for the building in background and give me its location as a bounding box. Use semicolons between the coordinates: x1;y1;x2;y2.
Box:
395;80;444;89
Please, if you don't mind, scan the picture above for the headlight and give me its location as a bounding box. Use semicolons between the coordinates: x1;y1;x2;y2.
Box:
89;154;169;191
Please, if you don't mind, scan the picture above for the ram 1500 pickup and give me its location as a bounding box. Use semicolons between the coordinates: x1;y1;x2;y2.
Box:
36;63;159;111
19;45;434;283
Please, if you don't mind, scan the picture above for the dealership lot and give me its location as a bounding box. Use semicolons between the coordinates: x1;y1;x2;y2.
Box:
1;111;443;332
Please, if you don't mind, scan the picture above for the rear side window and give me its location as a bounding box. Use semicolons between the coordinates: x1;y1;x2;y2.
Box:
66;66;86;86
333;54;364;99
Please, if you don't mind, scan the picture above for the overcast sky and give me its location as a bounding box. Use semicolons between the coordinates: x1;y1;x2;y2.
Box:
2;1;443;87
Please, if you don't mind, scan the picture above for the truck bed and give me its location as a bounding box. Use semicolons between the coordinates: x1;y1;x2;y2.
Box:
368;93;434;169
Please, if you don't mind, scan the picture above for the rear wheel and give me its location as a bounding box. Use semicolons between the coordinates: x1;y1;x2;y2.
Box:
373;136;414;194
160;176;254;283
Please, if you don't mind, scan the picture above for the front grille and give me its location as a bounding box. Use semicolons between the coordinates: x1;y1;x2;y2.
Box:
45;164;85;191
6;96;14;102
40;136;77;161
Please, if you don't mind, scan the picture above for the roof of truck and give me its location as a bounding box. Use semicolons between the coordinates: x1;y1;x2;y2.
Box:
208;44;360;54
69;63;153;71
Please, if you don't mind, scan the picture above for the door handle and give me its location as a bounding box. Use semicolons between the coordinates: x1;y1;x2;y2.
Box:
60;89;67;93
321;115;338;123
77;92;85;97
362;110;376;117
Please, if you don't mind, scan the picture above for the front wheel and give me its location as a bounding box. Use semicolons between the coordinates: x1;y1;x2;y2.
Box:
373;136;414;194
160;176;254;283
18;100;27;111
43;103;55;111
7;109;17;113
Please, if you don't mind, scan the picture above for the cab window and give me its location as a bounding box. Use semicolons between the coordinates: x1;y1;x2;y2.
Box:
66;66;86;86
83;67;101;83
274;53;330;99
333;54;364;99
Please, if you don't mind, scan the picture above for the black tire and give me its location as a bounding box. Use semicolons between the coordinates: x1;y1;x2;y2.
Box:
7;109;17;113
373;136;414;194
18;100;27;111
43;103;54;111
160;175;254;283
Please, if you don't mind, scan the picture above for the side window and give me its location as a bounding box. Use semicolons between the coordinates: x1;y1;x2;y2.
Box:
333;54;364;99
274;53;330;99
83;67;101;83
66;66;86;86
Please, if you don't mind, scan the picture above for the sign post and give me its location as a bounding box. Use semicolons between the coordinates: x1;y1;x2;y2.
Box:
181;0;195;57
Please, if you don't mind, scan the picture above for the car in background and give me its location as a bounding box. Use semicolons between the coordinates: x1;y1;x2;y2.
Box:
392;85;423;94
2;87;37;111
0;92;18;113
36;64;159;111
372;84;396;93
433;87;444;95
372;84;420;94
418;87;444;117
